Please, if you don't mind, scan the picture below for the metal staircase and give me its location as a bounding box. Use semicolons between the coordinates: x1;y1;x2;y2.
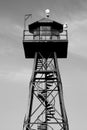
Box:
23;52;69;130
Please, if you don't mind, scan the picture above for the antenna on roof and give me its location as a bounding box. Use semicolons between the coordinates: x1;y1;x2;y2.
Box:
45;9;50;18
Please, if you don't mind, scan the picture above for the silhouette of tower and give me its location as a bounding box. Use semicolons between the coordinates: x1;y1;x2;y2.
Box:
23;12;69;130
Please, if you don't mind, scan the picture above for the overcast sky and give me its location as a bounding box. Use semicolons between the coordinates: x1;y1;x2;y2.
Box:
0;0;87;130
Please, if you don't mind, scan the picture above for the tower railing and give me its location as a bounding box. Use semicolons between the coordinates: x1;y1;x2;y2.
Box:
23;30;68;42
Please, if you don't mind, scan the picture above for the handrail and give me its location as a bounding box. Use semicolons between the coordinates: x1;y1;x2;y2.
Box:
23;30;68;42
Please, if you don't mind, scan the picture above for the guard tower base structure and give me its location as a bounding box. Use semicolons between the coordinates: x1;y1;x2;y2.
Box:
23;17;69;130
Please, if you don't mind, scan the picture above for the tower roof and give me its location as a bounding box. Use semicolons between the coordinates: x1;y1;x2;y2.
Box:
38;17;53;23
29;17;63;33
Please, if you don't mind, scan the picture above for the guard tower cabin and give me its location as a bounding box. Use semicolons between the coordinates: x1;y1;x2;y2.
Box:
23;17;68;58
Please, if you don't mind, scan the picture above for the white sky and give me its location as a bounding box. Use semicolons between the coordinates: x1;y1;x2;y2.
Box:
0;0;87;130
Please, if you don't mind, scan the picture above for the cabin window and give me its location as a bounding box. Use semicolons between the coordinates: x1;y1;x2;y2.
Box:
33;26;60;40
40;26;51;40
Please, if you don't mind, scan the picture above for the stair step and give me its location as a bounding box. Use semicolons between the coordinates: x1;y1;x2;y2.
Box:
47;111;55;114
37;65;42;67
47;119;50;121
37;64;42;66
47;87;50;89
37;62;42;64
37;63;42;65
46;116;53;118
47;103;51;107
47;81;54;83
41;90;46;94
37;61;42;63
38;94;45;102
37;67;41;69
47;83;52;86
47;74;54;78
48;110;55;113
47;106;53;110
47;113;54;116
37;66;41;68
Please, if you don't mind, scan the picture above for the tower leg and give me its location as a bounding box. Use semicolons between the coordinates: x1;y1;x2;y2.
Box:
23;52;69;130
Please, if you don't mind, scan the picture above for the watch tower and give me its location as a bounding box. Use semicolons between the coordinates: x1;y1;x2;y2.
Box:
23;11;69;130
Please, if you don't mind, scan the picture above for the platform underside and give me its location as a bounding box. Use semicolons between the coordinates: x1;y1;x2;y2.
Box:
23;41;68;58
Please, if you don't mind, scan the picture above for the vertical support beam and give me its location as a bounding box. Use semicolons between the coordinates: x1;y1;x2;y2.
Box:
26;53;38;130
45;58;47;130
54;52;69;130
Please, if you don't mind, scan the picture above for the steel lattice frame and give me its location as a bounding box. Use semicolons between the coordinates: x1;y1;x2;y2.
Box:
23;52;69;130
